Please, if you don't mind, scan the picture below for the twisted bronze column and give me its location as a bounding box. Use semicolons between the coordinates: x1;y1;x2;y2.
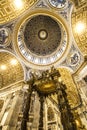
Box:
57;84;77;130
39;95;44;130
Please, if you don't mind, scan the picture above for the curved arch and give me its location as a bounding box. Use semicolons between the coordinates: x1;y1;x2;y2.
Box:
57;67;80;108
71;6;87;56
0;50;24;88
57;66;75;86
0;49;25;76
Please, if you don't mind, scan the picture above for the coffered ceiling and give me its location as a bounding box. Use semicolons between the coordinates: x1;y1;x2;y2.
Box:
0;0;87;91
0;52;24;88
0;0;37;24
72;4;87;56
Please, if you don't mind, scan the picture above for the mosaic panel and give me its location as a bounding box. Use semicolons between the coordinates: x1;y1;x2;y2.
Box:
0;27;10;47
64;44;84;72
0;0;37;24
48;0;67;9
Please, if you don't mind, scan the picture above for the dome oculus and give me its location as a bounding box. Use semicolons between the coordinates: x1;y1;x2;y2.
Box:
24;15;61;56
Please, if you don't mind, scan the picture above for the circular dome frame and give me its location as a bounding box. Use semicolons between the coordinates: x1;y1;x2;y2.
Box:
13;9;70;70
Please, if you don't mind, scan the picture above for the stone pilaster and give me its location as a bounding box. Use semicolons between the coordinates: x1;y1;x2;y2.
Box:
2;90;23;130
0;94;12;125
20;84;33;130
